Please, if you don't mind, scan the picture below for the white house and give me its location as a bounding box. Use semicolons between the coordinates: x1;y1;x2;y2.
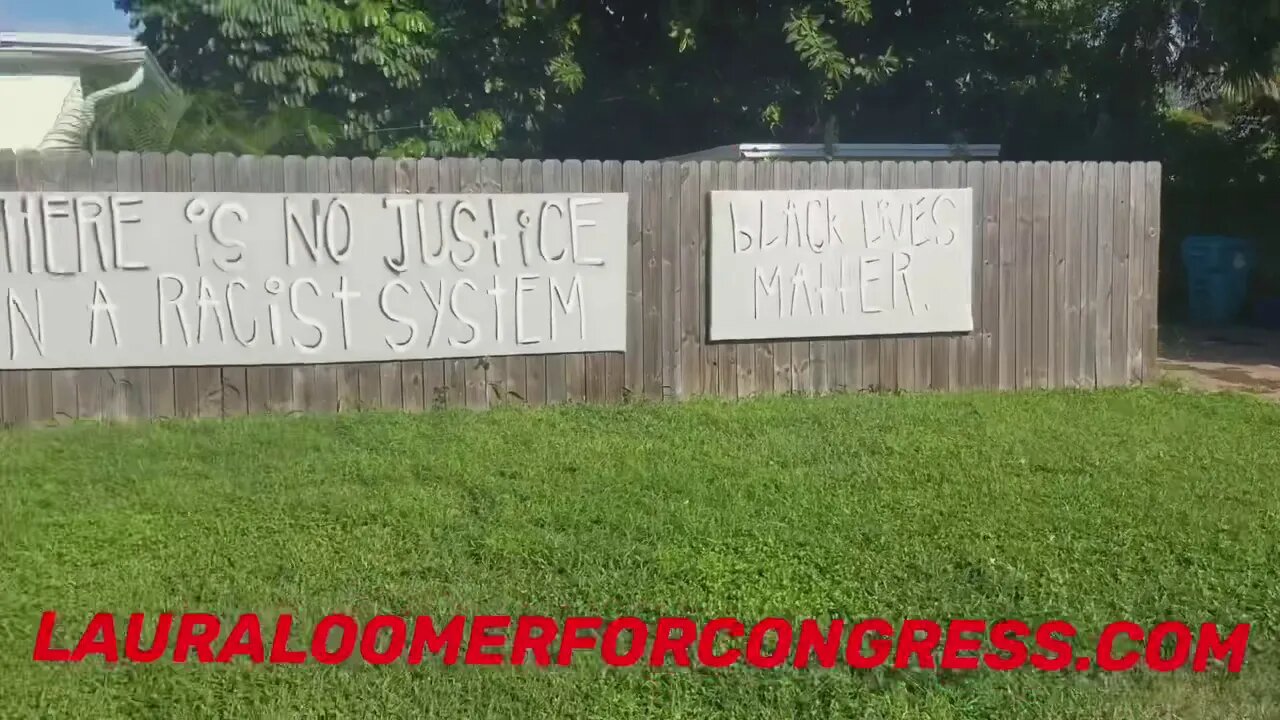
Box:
0;32;176;152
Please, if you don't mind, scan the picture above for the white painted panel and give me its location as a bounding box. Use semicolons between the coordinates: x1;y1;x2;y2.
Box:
0;191;628;369
0;74;79;150
708;189;974;341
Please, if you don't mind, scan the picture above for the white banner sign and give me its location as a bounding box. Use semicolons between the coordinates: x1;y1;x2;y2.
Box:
0;191;628;369
708;189;974;341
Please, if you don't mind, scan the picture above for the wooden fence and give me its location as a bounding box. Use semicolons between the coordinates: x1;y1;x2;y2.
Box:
0;151;1160;424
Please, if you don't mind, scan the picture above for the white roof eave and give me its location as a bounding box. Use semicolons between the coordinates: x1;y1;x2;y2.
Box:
0;31;177;97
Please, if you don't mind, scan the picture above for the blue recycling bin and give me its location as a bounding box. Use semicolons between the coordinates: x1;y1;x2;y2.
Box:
1182;236;1255;325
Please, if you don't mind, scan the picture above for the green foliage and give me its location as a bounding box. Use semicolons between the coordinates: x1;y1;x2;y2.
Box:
4;390;1280;716
93;89;339;155
116;0;585;156
1158;104;1280;314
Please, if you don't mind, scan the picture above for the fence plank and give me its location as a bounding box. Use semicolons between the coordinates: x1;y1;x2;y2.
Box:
1063;162;1084;388
1032;161;1051;389
438;157;468;408
1082;162;1100;388
678;161;701;398
480;160;507;404
61;151;105;420
934;161;962;390
840;162;865;392
640;160;663;401
0;152;11;424
42;152;79;423
256;155;294;413
14;152;55;424
622;160;643;402
699;161;722;397
307;156;341;413
894;161;920;391
288;158;320;413
861;162;883;390
2;152;34;424
603;160;626;403
962;161;985;390
980;162;1001;390
789;161;813;394
996;163;1017;389
1110;163;1131;387
394;157;425;412
1095;163;1116;386
1127;163;1147;383
350;156;384;410
584;159;610;404
324;157;357;411
418;158;448;408
659;161;680;400
771;161;794;395
233;153;271;416
1143;163;1162;382
562;159;588;405
210;152;247;417
499;158;527;406
809;161;830;395
520;159;547;406
94;151;133;420
106;152;147;420
1049;161;1068;388
541;159;568;404
753;162;779;395
920;161;940;389
1014;162;1035;390
160;152;199;418
823;162;847;393
138;151;176;419
372;156;406;411
877;161;899;392
734;161;759;397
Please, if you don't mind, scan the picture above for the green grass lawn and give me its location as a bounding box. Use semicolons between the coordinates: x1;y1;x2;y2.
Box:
2;389;1280;719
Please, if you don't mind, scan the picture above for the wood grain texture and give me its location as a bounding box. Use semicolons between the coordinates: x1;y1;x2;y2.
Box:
678;161;701;398
861;162;883;391
583;159;610;404
701;161;728;398
841;162;866;392
809;161;830;395
1127;163;1147;384
622;160;643;402
640;160;663;401
895;162;920;391
1032;161;1051;389
734;161;759;397
419;158;449;408
1082;162;1101;388
1049;162;1068;389
0;155;1161;425
561;159;587;405
374;156;407;411
1014;162;1035;390
1142;163;1162;382
659;161;679;399
1095;163;1116;386
235;153;271;417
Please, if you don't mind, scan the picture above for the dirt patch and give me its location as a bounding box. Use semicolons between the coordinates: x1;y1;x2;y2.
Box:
1159;326;1280;400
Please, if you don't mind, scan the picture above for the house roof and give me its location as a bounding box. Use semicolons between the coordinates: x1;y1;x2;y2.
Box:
662;143;1002;162
0;31;176;95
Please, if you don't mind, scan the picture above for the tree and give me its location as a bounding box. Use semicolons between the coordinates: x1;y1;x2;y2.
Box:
115;0;587;156
92;88;340;155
